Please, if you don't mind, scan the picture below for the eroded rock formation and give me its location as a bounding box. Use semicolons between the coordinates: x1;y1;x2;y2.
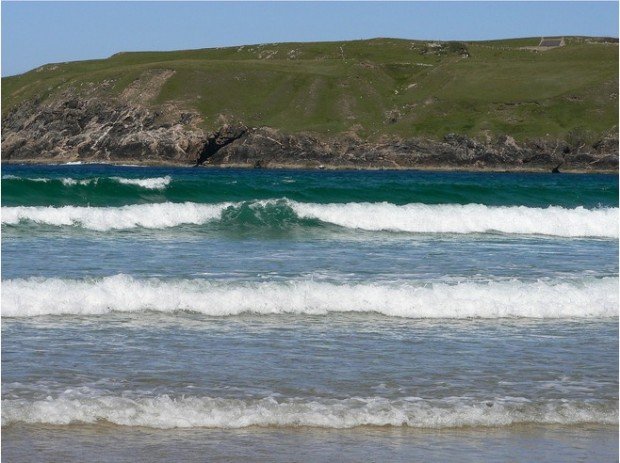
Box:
2;94;618;172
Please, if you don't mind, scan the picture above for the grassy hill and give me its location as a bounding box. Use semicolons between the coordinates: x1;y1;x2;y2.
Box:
2;37;618;142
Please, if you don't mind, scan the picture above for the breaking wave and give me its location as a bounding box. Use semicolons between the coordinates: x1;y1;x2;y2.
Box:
2;275;617;318
110;176;171;189
4;170;618;208
2;202;229;231
2;395;615;429
2;200;617;236
2;175;171;190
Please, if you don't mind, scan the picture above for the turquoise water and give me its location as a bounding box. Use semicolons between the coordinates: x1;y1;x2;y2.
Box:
2;165;618;461
2;165;618;207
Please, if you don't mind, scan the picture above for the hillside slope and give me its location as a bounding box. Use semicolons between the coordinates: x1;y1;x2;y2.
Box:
2;37;618;170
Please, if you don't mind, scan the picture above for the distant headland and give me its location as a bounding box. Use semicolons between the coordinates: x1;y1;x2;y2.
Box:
2;37;618;172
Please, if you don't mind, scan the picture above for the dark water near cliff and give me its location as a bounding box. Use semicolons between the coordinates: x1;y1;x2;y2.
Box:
2;164;618;207
2;165;618;462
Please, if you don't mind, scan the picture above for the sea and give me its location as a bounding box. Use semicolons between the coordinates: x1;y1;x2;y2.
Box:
1;164;618;462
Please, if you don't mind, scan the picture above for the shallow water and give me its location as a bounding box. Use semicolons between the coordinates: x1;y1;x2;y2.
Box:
2;165;618;461
3;424;618;463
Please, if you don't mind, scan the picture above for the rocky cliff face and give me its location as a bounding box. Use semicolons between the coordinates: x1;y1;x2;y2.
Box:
217;130;618;171
2;90;205;163
2;94;618;172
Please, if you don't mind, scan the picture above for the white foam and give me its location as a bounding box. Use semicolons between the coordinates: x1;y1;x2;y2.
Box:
2;275;617;318
2;200;617;237
5;176;90;185
289;201;619;238
2;395;615;428
111;176;171;190
60;178;93;186
1;176;51;183
1;202;229;231
3;175;171;189
2;175;78;184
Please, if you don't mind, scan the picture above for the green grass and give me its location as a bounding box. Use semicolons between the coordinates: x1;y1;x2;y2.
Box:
2;37;618;141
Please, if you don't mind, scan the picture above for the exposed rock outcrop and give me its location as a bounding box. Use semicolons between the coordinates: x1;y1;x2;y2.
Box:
205;129;618;171
2;95;618;172
195;125;248;166
2;90;206;164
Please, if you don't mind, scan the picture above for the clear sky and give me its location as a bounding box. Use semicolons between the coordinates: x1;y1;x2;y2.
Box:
2;1;618;76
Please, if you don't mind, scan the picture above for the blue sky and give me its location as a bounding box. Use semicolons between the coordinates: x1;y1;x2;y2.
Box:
2;1;618;76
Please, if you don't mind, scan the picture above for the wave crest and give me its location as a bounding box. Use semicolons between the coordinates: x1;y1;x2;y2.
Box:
2;275;617;318
2;395;615;429
292;201;618;237
2;200;617;236
110;176;171;189
2;175;171;190
2;202;229;231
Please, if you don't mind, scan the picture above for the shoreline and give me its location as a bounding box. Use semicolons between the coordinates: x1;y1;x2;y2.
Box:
4;422;618;462
3;159;618;174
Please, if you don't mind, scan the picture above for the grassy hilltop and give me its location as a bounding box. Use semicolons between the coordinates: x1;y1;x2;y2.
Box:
2;37;618;142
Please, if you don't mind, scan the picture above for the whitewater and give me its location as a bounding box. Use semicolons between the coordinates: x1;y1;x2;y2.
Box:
2;199;618;237
3;275;617;318
2;165;618;462
3;395;616;429
2;174;172;190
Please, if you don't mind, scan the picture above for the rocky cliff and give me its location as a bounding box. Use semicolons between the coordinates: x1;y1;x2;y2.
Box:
2;92;617;172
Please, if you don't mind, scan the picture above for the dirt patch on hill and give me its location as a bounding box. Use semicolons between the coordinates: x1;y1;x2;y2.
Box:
120;69;176;105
